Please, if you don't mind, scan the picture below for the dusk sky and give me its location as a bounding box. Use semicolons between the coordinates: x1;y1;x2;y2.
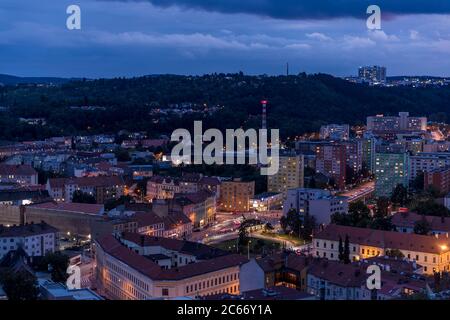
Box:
2;0;450;78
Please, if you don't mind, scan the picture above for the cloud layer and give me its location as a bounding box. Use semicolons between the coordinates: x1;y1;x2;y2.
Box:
1;0;450;77
133;0;450;19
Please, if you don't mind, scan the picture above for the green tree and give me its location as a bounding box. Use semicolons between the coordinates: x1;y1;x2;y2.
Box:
348;201;371;228
72;190;96;204
0;270;38;301
391;184;408;207
371;197;394;231
338;236;344;262
330;212;351;226
238;220;249;246
104;195;132;211
300;212;316;241
410;172;424;191
413;216;432;235
343;235;351;264
385;249;405;259
285;208;301;236
411;199;450;217
37;252;70;283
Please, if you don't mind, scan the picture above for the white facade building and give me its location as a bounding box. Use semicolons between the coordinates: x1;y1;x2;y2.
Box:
283;188;348;225
0;222;58;259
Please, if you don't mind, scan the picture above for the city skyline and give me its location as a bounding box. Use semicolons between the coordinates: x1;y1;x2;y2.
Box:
2;0;450;78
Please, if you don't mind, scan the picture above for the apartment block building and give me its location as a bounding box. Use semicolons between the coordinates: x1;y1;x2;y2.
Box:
267;154;304;194
424;167;450;194
315;143;346;190
219;179;255;212
409;153;450;181
367;112;427;132
46;176;125;204
374;152;409;198
319;124;350;141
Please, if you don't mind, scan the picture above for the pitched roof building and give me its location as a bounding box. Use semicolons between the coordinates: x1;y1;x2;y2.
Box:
95;234;247;299
313;224;450;274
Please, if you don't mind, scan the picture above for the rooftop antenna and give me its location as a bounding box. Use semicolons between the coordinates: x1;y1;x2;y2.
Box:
286;62;289;76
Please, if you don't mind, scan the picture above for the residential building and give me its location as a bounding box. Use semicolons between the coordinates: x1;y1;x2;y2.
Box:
239;253;310;292
172;190;216;228
424;167;450;194
319;124;350;141
220;179;255;212
374;152;409;198
133;211;165;237
367;112;427;132
358;65;386;84
409;153;450;181
361;137;377;173
267;153;304;194
46;176;125;204
392;211;450;236
342;139;363;174
0;164;38;185
283;188;348;224
313;224;450;274
126;203;193;239
306;258;426;300
315;143;346;190
0;222;58;259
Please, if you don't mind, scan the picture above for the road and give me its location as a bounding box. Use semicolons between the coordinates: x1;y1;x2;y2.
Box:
340;181;375;203
189;210;282;243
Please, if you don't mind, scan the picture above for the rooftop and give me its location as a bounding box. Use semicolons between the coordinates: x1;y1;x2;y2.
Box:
96;235;247;281
0;222;58;238
29;202;104;215
315;224;450;254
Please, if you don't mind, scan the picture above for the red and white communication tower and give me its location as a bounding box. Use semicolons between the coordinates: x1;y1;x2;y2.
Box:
261;100;268;130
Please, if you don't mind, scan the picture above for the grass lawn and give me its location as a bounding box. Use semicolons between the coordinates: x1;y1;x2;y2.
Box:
211;237;281;256
260;231;306;246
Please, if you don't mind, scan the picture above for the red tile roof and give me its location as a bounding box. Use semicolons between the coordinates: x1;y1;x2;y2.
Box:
162;212;192;230
133;211;164;227
121;232;225;258
198;176;221;186
0;221;58;237
48;176;124;189
174;190;215;205
315;224;450;254
392;212;450;233
0;164;37;176
29;202;104;215
308;259;367;287
96;235;247;280
308;258;428;294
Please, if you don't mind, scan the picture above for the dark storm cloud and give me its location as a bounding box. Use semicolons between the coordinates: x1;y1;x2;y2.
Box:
115;0;450;19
